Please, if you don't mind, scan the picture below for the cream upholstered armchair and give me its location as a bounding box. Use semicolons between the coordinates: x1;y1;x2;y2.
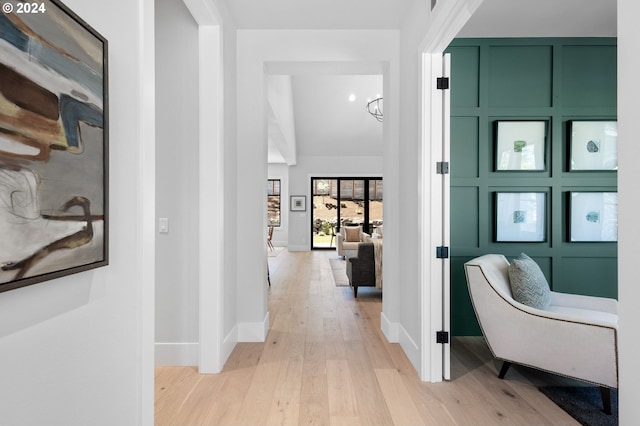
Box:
336;225;369;258
464;254;618;414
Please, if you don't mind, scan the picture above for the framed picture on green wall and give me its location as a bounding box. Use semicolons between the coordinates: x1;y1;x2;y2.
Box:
495;192;546;242
569;192;618;242
495;121;546;171
569;121;618;171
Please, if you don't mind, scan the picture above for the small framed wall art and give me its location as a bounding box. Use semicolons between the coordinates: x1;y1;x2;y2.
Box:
495;121;547;171
568;120;618;171
569;192;618;242
495;192;546;242
290;195;307;212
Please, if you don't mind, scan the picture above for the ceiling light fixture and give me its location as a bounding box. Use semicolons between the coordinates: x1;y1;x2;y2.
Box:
366;97;383;122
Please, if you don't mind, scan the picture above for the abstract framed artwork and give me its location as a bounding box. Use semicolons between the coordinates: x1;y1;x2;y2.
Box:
495;192;546;242
0;0;109;293
290;195;306;212
495;120;546;171
569;120;618;171
569;192;618;242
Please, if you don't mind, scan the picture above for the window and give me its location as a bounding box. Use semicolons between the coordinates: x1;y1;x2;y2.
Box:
267;179;281;227
311;177;382;249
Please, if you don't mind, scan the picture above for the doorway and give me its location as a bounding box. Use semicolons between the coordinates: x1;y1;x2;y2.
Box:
310;177;383;250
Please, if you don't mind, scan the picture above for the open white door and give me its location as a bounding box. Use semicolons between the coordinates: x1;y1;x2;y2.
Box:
419;0;482;384
441;53;451;381
421;52;451;382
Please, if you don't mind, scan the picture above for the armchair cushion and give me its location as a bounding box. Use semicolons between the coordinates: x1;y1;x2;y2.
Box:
508;253;551;310
345;226;361;242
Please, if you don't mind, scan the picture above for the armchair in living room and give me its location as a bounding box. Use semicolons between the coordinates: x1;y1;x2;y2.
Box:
336;225;369;258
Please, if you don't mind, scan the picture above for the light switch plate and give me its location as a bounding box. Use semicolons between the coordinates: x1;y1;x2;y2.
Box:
159;218;169;233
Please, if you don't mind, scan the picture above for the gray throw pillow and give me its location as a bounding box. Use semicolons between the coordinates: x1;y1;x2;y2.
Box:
508;253;551;309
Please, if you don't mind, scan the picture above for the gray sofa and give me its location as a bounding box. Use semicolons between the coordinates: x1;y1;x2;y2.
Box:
346;242;376;297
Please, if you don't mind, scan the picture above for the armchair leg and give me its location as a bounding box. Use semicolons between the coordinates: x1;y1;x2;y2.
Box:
498;361;512;379
353;285;358;298
600;387;612;415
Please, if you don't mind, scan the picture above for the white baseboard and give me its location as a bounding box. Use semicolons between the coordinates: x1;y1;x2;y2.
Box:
399;325;420;376
222;324;238;366
238;312;270;342
155;328;239;370
287;245;309;252
155;342;199;366
380;311;399;343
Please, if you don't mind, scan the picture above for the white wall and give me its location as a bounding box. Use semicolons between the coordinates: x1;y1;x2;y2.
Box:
155;0;200;365
267;76;297;165
268;163;290;246
287;155;383;251
617;0;640;422
236;30;400;343
396;0;433;372
0;0;155;423
220;5;239;360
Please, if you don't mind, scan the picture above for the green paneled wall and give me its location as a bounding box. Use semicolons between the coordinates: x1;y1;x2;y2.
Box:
446;38;618;336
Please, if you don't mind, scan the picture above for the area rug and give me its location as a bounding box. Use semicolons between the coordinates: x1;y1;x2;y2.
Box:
329;258;349;286
539;386;618;426
267;246;285;257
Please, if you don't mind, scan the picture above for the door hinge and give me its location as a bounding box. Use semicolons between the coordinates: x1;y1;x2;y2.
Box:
436;246;449;259
436;161;449;174
437;77;450;90
436;331;449;344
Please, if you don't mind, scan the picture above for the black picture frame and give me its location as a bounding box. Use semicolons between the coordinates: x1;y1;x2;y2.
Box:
494;192;546;242
568;192;618;242
494;120;547;172
0;0;109;293
568;120;618;171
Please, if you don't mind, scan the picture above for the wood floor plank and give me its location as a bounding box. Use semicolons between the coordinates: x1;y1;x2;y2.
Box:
326;359;358;417
323;317;347;360
202;367;256;426
344;340;395;426
155;367;202;425
385;343;458;425
168;373;228;425
374;368;425;425
336;302;362;342
266;313;306;425
330;415;362;426
353;302;396;369
266;357;304;425
234;362;282;425
299;372;330;426
221;342;262;371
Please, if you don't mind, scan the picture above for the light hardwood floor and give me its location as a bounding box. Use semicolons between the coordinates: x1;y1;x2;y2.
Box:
155;250;579;425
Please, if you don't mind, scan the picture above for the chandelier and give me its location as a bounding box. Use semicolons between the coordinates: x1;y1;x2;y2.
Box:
366;97;383;122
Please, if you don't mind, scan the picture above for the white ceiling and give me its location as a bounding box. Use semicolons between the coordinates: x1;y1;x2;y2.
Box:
458;0;616;38
292;75;383;158
221;0;617;164
224;0;416;29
